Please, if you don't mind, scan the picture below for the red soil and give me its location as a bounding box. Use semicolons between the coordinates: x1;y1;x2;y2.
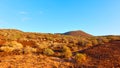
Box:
63;30;92;37
83;41;120;67
0;41;120;68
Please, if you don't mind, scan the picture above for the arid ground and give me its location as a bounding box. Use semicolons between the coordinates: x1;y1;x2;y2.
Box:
0;29;120;68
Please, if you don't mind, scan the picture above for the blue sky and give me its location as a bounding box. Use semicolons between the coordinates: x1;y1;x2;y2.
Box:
0;0;120;35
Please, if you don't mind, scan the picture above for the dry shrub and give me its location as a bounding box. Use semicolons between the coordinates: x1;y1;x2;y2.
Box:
0;46;14;52
97;38;105;45
75;53;87;63
37;42;49;49
35;42;50;53
107;36;120;41
0;41;23;52
92;39;98;45
3;41;23;49
85;41;93;47
101;37;109;43
43;48;54;56
23;46;37;54
97;37;110;45
62;46;72;58
79;40;86;46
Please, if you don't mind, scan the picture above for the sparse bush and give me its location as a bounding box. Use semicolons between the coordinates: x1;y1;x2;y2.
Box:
85;41;93;47
23;46;37;54
0;46;14;52
79;40;86;46
92;39;98;45
107;36;120;41
101;37;109;43
3;41;23;49
74;53;87;63
0;41;23;52
96;37;110;45
97;38;105;45
43;48;54;56
62;46;72;58
37;42;49;49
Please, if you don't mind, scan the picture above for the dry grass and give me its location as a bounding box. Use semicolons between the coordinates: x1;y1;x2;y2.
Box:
0;29;120;68
0;41;23;52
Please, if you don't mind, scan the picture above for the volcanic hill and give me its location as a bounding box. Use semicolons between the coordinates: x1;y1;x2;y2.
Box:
63;30;92;37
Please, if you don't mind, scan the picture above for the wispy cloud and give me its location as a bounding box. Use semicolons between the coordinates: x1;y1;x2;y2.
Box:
19;11;31;22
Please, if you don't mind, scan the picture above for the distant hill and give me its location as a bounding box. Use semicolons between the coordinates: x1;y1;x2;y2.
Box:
0;29;23;33
63;30;93;37
0;29;92;37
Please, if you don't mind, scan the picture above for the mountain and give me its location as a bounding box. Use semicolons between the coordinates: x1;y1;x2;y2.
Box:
63;30;93;37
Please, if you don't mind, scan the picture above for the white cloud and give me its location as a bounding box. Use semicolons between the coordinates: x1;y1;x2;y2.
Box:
19;11;31;22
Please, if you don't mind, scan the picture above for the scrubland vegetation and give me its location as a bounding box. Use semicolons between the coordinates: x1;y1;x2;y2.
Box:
0;29;120;68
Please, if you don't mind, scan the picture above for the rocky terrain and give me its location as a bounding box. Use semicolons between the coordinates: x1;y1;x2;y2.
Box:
0;29;120;68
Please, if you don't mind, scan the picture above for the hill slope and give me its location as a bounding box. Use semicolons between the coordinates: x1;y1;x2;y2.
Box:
83;41;120;67
0;29;120;68
63;30;92;37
